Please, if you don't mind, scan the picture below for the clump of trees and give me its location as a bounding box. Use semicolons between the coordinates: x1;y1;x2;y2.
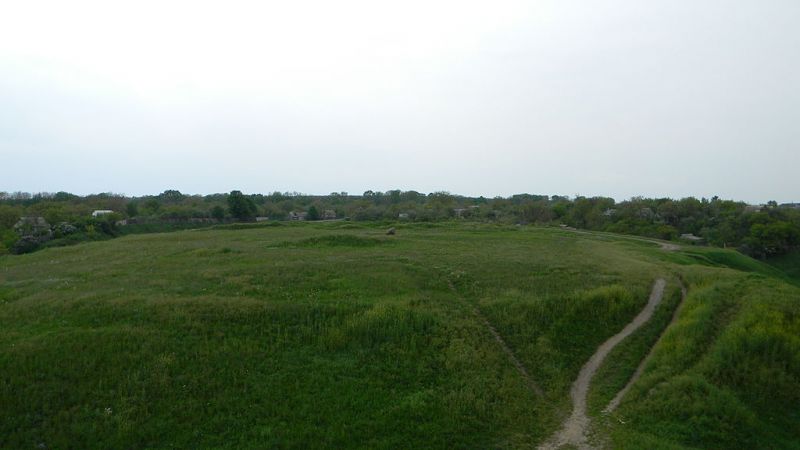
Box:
1;190;798;259
227;190;258;221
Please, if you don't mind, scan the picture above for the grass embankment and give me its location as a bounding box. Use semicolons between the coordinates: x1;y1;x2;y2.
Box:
765;250;800;284
579;243;800;449
0;222;798;449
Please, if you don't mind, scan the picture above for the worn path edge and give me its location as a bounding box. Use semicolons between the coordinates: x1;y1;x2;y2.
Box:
538;279;667;450
603;282;687;413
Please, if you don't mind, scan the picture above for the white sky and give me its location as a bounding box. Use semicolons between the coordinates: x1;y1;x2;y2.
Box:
1;0;798;203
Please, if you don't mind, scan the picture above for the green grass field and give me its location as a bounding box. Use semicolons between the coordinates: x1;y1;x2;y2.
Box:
1;222;798;449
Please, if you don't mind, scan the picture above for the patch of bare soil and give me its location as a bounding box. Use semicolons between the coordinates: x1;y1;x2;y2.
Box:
557;227;681;252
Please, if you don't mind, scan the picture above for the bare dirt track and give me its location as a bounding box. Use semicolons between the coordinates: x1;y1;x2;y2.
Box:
557;226;682;252
538;279;667;450
603;283;686;413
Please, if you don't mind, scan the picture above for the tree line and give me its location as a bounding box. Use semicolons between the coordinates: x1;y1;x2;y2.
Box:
1;190;798;259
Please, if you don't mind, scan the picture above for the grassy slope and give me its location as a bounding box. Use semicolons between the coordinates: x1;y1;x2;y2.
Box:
765;250;800;284
594;245;800;449
0;223;797;449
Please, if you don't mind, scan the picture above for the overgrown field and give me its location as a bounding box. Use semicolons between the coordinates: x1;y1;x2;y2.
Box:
1;222;798;448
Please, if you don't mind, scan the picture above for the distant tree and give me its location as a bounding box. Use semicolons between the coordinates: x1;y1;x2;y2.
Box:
211;205;225;221
159;190;184;203
307;205;320;221
388;190;402;204
227;190;257;221
520;200;553;223
744;221;800;258
126;202;139;217
0;205;21;229
143;199;161;214
53;191;77;202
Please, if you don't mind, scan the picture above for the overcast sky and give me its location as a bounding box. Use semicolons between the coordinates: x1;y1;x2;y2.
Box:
1;0;798;203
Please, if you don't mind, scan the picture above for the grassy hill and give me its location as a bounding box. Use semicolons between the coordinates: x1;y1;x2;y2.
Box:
1;222;798;449
765;250;800;285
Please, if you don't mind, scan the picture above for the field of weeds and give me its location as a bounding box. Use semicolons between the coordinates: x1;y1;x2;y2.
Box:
1;222;797;448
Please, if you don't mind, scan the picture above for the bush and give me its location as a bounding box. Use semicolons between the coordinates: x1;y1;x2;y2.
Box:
12;235;41;254
53;222;78;238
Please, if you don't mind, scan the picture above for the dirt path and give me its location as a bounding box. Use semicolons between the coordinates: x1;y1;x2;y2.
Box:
538;279;666;450
446;280;544;398
603;282;686;413
558;227;681;252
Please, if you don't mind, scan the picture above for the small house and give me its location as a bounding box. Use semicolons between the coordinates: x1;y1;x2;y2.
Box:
288;211;308;221
744;205;763;213
680;233;705;244
398;213;410;220
322;210;336;220
92;210;114;217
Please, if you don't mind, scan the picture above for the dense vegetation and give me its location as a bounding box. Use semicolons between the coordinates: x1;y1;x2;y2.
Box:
2;190;799;260
1;222;797;448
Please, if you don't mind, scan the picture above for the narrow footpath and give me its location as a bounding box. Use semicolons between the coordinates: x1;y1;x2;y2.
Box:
538;279;666;450
603;283;686;413
446;279;544;398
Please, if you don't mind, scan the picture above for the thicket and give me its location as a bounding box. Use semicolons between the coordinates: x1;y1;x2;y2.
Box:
1;190;798;258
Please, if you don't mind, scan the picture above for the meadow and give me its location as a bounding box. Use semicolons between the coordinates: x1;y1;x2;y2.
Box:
1;222;798;449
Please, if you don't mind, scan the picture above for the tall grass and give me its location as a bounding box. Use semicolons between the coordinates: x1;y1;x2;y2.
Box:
607;271;800;449
0;223;797;448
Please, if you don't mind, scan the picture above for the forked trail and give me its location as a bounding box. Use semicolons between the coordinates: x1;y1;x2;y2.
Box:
538;279;666;450
603;283;686;413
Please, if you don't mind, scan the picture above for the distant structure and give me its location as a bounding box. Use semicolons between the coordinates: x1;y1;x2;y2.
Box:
453;208;467;218
779;203;800;209
322;210;337;220
744;205;763;213
92;210;114;217
603;208;617;216
255;217;270;222
398;213;410;220
680;233;705;244
288;211;308;221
